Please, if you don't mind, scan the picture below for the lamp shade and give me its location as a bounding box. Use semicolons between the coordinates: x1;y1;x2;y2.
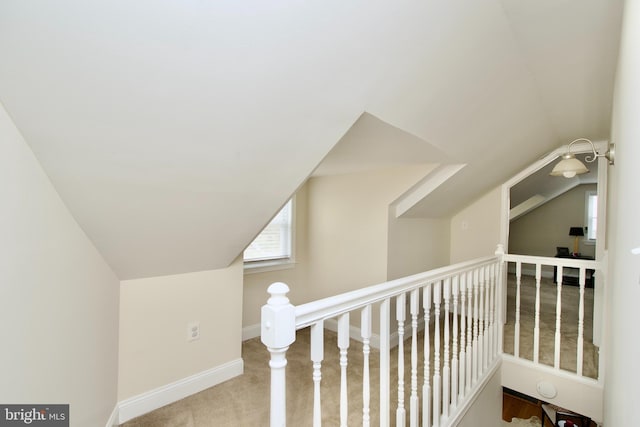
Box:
550;156;589;178
569;227;585;237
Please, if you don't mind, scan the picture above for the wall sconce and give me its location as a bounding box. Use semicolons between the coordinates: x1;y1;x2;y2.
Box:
550;138;615;178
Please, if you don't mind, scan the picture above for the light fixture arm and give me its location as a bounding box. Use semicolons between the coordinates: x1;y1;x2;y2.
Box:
567;138;615;165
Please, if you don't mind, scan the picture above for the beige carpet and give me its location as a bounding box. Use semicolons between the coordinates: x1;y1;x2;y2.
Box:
502;274;598;379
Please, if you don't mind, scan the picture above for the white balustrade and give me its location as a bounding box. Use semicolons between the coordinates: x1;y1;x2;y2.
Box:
422;284;432;427
410;289;420;427
451;276;459;410
554;269;563;369
338;313;350;427
503;253;602;381
361;305;372;426
534;264;542;364
458;274;467;402
442;278;451;420
396;293;406;426
262;254;504;427
433;280;441;427
311;320;324;427
514;262;522;358
465;271;473;393
380;298;390;427
577;268;586;377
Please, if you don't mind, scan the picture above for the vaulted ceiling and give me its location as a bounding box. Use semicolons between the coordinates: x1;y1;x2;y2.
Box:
0;0;623;279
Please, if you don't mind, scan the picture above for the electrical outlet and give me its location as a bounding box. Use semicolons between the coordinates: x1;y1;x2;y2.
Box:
187;321;200;342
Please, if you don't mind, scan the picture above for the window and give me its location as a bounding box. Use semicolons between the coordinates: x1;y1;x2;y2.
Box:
244;199;294;271
585;191;597;242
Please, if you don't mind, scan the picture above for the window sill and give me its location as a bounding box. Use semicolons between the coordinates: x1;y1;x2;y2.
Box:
243;258;296;275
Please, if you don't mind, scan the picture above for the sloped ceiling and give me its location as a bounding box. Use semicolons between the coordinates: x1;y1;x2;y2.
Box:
0;0;623;279
312;113;452;177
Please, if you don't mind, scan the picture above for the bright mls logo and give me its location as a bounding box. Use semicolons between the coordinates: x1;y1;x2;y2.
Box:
0;405;68;426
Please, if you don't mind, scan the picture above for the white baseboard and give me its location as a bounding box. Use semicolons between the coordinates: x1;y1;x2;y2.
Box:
118;358;244;424
105;405;119;427
242;323;261;341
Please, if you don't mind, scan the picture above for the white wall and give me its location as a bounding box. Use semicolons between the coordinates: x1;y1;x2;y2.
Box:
0;102;120;426
387;214;450;280
305;166;432;301
604;2;640;425
450;187;502;263
118;259;243;401
456;367;502;427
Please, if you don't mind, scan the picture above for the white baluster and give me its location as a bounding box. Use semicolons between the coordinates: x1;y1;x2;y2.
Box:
534;264;542;364
422;285;432;427
478;268;485;376
380;299;391;427
483;266;489;370
261;283;296;427
451;275;459;410
515;262;522;358
311;321;324;427
466;271;473;392
410;289;420;427
495;246;505;355
442;278;451;420
433;281;441;427
361;305;372;426
554;267;563;370
338;313;350;427
577;268;586;376
494;262;500;356
459;273;467;401
396;293;406;427
472;269;479;384
489;263;496;359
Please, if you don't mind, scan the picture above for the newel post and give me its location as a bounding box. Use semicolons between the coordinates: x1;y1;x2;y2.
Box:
261;282;296;427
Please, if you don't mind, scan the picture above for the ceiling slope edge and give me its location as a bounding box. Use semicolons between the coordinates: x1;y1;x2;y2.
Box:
392;163;467;218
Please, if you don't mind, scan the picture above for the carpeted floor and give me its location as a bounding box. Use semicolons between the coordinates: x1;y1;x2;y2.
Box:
502;274;599;379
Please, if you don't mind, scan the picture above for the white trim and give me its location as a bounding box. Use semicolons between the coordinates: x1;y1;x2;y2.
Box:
502;355;603;423
105;405;119;427
393;164;467;218
118;358;244;424
242;323;261;341
243;259;296;275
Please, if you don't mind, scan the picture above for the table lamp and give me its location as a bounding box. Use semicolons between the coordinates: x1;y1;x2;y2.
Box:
569;227;584;255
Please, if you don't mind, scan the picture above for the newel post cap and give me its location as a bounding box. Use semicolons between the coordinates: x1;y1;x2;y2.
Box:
495;244;505;256
261;282;296;348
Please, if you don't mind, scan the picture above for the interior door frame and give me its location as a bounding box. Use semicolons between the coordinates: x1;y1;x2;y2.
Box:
499;140;609;346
